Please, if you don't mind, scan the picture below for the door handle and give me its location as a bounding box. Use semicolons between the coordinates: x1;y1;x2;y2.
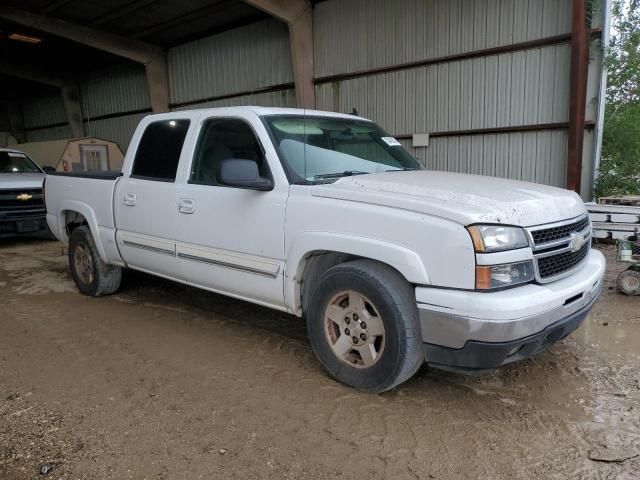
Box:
178;198;195;214
123;193;137;206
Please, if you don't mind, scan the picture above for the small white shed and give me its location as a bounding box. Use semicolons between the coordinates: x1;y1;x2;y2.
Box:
9;137;124;172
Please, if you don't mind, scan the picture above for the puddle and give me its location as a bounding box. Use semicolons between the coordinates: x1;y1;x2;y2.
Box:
573;316;640;360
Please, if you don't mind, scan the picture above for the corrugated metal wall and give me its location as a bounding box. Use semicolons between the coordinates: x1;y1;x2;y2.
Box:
316;43;571;134
172;89;296;111
168;19;293;106
314;0;604;194
22;91;67;130
314;0;572;78
20;18;294;151
26;124;72;143
81;63;150;118
84;112;148;152
17;0;605;194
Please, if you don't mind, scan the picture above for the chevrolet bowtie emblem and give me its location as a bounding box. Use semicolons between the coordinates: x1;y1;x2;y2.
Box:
569;232;586;253
16;193;32;201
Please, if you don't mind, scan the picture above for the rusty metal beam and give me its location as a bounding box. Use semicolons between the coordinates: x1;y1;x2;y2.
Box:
0;5;170;113
316;29;602;85
243;0;315;108
566;0;590;193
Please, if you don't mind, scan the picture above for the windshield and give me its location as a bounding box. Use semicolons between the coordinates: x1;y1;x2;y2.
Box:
0;151;42;174
263;115;421;184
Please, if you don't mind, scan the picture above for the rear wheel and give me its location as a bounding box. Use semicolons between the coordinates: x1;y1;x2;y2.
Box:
306;260;423;393
69;226;121;297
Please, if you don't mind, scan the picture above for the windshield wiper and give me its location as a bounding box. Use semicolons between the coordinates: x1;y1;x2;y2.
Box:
313;170;369;180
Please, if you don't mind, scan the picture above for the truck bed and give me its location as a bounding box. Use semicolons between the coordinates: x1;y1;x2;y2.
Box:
45;172;121;234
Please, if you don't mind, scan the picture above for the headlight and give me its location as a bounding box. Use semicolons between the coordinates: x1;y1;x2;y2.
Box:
476;261;534;290
467;225;529;252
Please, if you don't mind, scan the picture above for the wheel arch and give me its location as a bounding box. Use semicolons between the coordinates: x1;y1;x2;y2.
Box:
285;232;430;316
58;201;109;263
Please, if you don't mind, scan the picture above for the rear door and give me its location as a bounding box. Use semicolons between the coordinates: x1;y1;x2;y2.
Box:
174;111;288;309
115;117;193;279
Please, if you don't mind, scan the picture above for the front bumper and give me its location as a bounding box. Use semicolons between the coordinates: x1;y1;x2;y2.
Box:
417;249;605;371
0;213;48;237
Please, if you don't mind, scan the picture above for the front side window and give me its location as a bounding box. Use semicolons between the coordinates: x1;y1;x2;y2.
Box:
263;115;421;184
0;151;42;173
131;119;190;181
190;118;268;186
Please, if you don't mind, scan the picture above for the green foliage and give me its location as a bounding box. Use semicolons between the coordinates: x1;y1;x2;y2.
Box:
595;0;640;197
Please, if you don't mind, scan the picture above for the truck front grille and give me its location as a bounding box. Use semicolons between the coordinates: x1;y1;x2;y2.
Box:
537;242;590;279
530;215;590;246
526;215;591;283
0;188;44;212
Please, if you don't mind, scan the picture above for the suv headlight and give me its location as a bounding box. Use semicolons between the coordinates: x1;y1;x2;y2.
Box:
467;225;529;252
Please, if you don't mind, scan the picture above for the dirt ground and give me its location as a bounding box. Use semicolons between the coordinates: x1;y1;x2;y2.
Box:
0;238;638;480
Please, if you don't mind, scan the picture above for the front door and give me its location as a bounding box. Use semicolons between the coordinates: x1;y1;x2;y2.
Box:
115;118;191;278
174;115;287;309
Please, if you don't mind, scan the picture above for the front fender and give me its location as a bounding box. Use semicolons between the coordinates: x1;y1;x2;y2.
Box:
285;231;430;314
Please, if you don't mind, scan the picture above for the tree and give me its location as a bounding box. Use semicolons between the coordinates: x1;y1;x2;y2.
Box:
594;0;640;198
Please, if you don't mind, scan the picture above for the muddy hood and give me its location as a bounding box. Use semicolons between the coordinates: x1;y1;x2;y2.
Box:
0;173;45;190
311;170;586;227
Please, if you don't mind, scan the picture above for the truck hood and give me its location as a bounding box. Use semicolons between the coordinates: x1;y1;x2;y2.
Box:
0;173;45;190
311;170;586;227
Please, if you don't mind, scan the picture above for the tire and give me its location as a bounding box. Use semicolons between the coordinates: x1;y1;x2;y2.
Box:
68;226;122;297
306;260;423;393
617;269;640;295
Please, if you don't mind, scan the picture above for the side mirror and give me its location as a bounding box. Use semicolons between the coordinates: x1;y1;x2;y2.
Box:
218;159;273;191
42;166;56;173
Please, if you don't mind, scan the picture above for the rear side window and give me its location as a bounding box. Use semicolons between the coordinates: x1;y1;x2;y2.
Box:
131;119;190;181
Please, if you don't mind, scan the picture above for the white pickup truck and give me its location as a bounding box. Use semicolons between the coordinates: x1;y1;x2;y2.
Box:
45;107;605;392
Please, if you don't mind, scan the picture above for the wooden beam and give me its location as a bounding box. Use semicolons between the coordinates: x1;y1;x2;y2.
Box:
61;83;85;138
242;0;307;23
566;0;590;193
0;5;158;64
288;6;315;108
0;6;170;113
242;0;315;108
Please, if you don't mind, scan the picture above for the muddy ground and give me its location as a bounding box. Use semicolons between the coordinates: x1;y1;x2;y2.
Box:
0;238;638;480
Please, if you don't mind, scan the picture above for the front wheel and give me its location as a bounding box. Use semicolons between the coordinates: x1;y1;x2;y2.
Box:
306;260;423;393
69;226;122;297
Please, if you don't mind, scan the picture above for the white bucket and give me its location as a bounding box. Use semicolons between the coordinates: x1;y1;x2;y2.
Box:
620;243;633;261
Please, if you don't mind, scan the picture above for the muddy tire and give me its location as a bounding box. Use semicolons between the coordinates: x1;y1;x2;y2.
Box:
617;268;640;295
69;226;121;297
306;260;423;393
